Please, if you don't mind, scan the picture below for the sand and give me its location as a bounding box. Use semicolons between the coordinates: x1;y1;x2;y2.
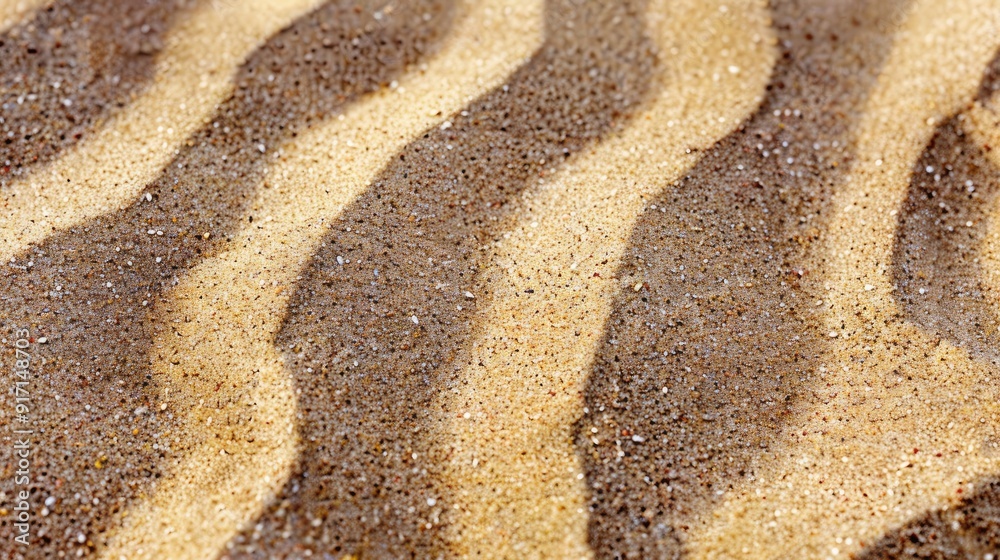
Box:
1;0;1000;559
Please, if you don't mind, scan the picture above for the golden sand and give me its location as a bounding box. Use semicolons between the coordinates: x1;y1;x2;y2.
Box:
0;0;327;262
0;0;44;32
435;1;773;556
2;0;1000;559
102;0;542;556
698;2;1000;557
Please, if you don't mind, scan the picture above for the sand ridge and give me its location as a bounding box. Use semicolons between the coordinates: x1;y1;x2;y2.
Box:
572;0;914;556
0;0;328;263
101;0;543;557
3;0;1000;558
2;0;459;556
223;0;658;555
433;0;774;556
695;0;1000;556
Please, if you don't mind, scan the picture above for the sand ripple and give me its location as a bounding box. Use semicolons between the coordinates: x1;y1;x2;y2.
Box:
1;1;1000;559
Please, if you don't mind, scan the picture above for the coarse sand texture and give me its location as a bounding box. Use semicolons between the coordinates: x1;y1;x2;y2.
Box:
1;0;1000;559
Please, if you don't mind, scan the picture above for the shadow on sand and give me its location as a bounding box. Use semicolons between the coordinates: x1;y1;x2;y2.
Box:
0;0;197;181
223;1;655;557
0;1;453;556
891;49;1000;363
856;476;1000;559
855;46;1000;560
574;1;912;556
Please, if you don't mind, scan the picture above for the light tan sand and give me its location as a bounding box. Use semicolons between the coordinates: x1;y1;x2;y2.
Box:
3;0;1000;559
0;0;46;32
100;1;543;556
695;1;1000;557
434;1;774;556
0;0;327;263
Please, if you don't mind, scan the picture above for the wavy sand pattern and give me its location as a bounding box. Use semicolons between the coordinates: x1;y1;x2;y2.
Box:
0;0;328;263
0;0;197;177
1;0;1000;559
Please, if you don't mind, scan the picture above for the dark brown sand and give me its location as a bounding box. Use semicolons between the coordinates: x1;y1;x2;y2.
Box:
893;51;1000;362
575;1;909;556
1;0;1000;558
223;1;654;556
858;476;1000;558
0;1;452;556
0;0;193;181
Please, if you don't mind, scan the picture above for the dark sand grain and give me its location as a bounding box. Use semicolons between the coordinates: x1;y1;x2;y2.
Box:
1;0;1000;558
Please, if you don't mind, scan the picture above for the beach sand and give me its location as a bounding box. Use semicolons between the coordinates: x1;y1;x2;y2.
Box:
1;0;1000;558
